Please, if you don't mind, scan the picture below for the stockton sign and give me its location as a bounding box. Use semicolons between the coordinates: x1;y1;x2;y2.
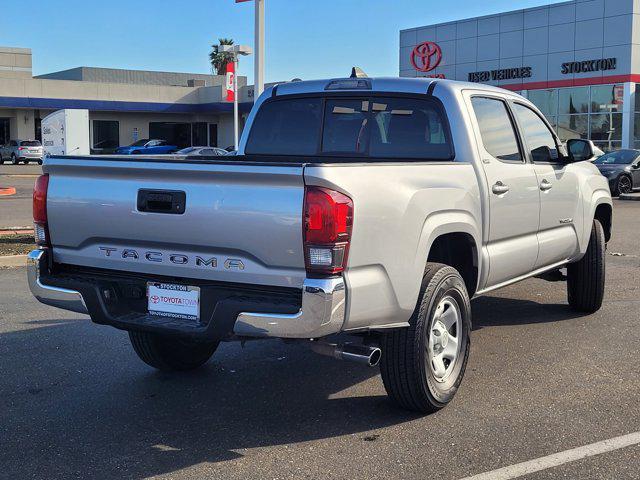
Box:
561;57;617;74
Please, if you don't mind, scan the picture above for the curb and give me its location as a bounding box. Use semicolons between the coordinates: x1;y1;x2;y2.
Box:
0;227;33;237
0;254;27;268
619;193;640;201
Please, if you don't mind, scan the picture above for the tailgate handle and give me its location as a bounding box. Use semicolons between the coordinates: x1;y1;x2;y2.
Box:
137;189;186;214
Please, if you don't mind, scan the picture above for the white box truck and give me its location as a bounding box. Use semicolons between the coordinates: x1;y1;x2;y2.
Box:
41;109;90;157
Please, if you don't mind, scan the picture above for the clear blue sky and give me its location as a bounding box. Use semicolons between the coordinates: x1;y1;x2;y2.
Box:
3;0;556;83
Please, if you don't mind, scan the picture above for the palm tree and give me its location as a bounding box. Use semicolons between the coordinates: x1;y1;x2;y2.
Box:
209;38;235;75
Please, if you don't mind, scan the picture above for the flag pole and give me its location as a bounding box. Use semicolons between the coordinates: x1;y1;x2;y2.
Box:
254;0;265;100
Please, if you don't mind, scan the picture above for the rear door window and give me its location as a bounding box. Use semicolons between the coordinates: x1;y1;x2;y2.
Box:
471;97;522;162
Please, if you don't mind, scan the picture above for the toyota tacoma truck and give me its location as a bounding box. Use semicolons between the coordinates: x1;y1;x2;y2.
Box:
28;77;612;413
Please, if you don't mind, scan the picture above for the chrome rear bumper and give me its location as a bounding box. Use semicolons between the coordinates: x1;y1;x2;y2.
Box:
27;249;88;314
27;249;346;338
234;277;346;338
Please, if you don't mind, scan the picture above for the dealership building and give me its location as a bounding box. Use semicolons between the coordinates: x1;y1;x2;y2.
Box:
400;0;640;151
0;46;254;151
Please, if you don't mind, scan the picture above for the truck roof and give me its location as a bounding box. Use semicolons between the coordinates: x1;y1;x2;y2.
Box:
270;76;522;98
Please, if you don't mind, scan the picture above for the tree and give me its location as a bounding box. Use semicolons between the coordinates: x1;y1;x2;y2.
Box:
209;38;235;75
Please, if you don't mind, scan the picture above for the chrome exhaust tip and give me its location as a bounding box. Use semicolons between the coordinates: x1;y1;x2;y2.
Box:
309;342;381;367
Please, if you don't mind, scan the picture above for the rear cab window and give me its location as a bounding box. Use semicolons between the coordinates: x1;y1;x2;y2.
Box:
20;141;41;147
245;95;453;161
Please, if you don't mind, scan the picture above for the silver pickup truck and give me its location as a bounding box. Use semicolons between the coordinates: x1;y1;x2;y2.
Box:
28;77;612;413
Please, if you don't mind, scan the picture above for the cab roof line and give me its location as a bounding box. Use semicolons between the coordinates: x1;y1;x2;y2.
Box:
427;81;437;96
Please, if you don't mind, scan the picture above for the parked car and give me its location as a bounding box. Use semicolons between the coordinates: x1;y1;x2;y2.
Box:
114;139;178;155
28;77;612;414
593;149;640;196
174;146;228;157
0;140;44;164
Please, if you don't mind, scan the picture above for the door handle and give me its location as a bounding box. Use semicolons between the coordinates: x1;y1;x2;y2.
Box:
540;179;553;191
492;181;510;195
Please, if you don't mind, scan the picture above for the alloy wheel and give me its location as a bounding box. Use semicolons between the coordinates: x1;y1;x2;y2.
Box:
427;296;462;383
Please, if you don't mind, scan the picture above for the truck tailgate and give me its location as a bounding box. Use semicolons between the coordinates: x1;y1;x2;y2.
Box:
44;157;306;288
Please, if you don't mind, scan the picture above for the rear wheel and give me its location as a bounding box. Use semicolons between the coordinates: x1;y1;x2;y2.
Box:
0;153;3;164
567;219;606;313
380;263;471;413
613;175;632;196
129;331;219;372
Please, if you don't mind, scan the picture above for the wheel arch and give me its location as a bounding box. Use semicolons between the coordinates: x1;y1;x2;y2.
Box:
420;214;481;297
593;202;612;243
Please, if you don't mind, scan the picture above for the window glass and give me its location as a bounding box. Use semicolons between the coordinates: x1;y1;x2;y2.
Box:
557;114;589;142
590;113;622;141
149;123;190;148
368;97;452;159
245;98;322;155
92;120;119;149
527;89;558;116
322;99;369;154
20;140;41;147
594;150;639;165
208;124;218;147
513;103;558;162
199;149;216;155
594;141;621;154
558;87;589;114
591;85;623;113
246;96;452;160
471;97;522;162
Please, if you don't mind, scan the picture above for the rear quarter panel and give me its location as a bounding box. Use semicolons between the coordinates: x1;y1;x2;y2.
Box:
304;162;482;331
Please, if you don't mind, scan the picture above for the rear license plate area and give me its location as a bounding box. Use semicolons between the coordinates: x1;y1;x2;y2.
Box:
147;282;200;321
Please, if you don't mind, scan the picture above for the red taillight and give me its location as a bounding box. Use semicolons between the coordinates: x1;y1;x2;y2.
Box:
33;174;49;246
303;186;353;275
18;147;25;151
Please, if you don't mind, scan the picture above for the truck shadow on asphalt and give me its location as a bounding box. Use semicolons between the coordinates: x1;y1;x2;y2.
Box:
2;295;586;479
471;295;589;329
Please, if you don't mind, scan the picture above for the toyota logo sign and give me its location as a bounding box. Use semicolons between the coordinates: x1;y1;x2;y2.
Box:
410;41;442;73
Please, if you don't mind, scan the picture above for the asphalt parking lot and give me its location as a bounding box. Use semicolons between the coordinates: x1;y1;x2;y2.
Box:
0;164;41;229
1;200;639;480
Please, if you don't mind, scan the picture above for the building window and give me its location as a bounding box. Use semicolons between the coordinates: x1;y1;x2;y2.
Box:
527;89;557;117
527;84;624;147
192;122;207;146
149;122;191;149
557;114;588;142
559;87;589;114
92;120;120;151
208;124;218;147
590;85;623;113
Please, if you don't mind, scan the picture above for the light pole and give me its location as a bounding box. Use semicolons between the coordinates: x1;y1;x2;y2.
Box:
220;44;252;150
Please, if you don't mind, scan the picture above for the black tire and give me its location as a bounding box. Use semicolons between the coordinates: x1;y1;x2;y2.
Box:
612;174;632;196
380;263;471;413
129;331;219;372
567;219;606;313
0;154;3;164
37;159;42;165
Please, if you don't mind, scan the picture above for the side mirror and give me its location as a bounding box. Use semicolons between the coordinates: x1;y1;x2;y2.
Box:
566;139;595;163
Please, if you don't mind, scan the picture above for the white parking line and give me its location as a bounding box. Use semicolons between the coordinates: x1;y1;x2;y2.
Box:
460;431;640;480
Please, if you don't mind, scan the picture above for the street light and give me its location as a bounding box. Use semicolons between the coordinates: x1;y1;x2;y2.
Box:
219;44;252;150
